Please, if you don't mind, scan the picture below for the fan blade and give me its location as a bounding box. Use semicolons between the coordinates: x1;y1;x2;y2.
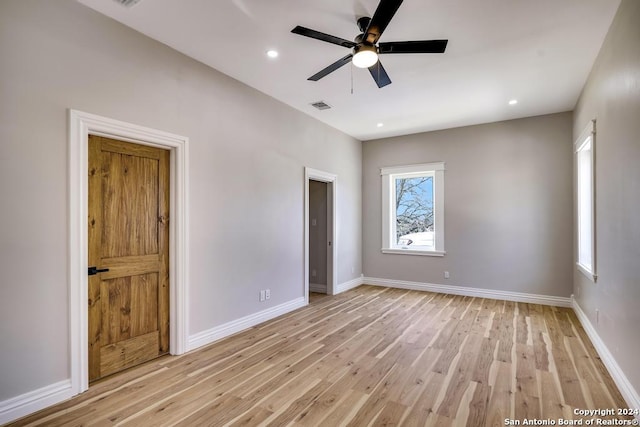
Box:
379;40;448;54
291;26;356;48
368;60;392;88
308;54;353;81
364;0;404;44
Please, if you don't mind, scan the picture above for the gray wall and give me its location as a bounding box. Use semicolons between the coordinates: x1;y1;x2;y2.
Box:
573;0;640;397
0;1;362;401
362;113;574;297
309;180;328;289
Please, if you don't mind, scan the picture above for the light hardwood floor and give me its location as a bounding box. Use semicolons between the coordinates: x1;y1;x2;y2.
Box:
8;286;630;427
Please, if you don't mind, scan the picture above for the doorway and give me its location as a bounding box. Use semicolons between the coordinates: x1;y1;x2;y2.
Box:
304;168;337;302
87;135;170;381
69;109;188;395
309;180;329;294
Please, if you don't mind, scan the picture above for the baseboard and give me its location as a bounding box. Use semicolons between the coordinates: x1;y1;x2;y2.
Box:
186;297;306;352
362;277;572;307
336;276;364;294
309;283;327;293
572;297;640;416
0;379;73;425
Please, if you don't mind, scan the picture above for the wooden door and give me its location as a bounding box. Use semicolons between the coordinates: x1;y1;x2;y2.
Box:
88;135;170;382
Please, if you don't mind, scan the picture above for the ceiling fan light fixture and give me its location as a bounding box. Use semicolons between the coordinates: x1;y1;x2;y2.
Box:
291;0;448;87
352;44;378;68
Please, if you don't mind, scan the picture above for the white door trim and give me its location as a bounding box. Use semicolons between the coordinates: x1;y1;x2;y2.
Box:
304;167;337;302
68;110;189;395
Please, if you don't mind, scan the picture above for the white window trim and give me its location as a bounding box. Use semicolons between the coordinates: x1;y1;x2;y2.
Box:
381;162;445;256
575;119;597;282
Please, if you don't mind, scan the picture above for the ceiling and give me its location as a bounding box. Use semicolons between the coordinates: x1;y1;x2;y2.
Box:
77;0;620;141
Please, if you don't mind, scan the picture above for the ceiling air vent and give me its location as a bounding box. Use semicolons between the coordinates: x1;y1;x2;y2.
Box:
310;101;332;111
113;0;143;7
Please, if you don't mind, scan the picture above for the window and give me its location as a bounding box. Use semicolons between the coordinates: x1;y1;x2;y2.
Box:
575;120;597;281
381;162;445;256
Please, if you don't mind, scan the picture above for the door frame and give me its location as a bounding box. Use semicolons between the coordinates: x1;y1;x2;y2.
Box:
304;167;337;302
69;110;189;395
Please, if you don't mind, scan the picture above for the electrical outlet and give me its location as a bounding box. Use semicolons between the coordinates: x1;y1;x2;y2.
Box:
311;269;316;277
265;289;271;300
444;271;450;279
351;267;355;274
259;290;265;302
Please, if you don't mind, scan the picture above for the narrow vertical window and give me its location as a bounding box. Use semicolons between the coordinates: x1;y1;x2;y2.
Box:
575;120;597;281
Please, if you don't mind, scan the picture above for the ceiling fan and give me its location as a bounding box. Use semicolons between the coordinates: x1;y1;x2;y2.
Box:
291;0;448;88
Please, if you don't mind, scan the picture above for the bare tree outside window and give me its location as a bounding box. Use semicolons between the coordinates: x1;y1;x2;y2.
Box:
395;176;434;246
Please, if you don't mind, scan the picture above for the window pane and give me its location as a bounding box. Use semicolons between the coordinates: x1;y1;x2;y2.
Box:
577;142;592;269
395;176;434;247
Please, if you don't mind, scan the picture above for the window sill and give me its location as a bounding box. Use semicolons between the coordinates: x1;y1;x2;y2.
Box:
576;262;597;282
382;248;446;257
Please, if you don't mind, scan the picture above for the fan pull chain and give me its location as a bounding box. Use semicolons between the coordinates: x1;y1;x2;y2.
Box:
350;62;354;94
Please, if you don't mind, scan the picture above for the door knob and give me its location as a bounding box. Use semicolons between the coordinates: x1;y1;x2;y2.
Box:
88;266;110;276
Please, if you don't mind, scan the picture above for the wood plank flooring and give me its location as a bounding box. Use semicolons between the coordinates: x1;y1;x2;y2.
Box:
7;286;631;427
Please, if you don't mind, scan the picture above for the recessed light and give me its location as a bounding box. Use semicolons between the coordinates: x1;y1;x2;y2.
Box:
508;99;518;105
266;50;279;58
377;123;384;128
